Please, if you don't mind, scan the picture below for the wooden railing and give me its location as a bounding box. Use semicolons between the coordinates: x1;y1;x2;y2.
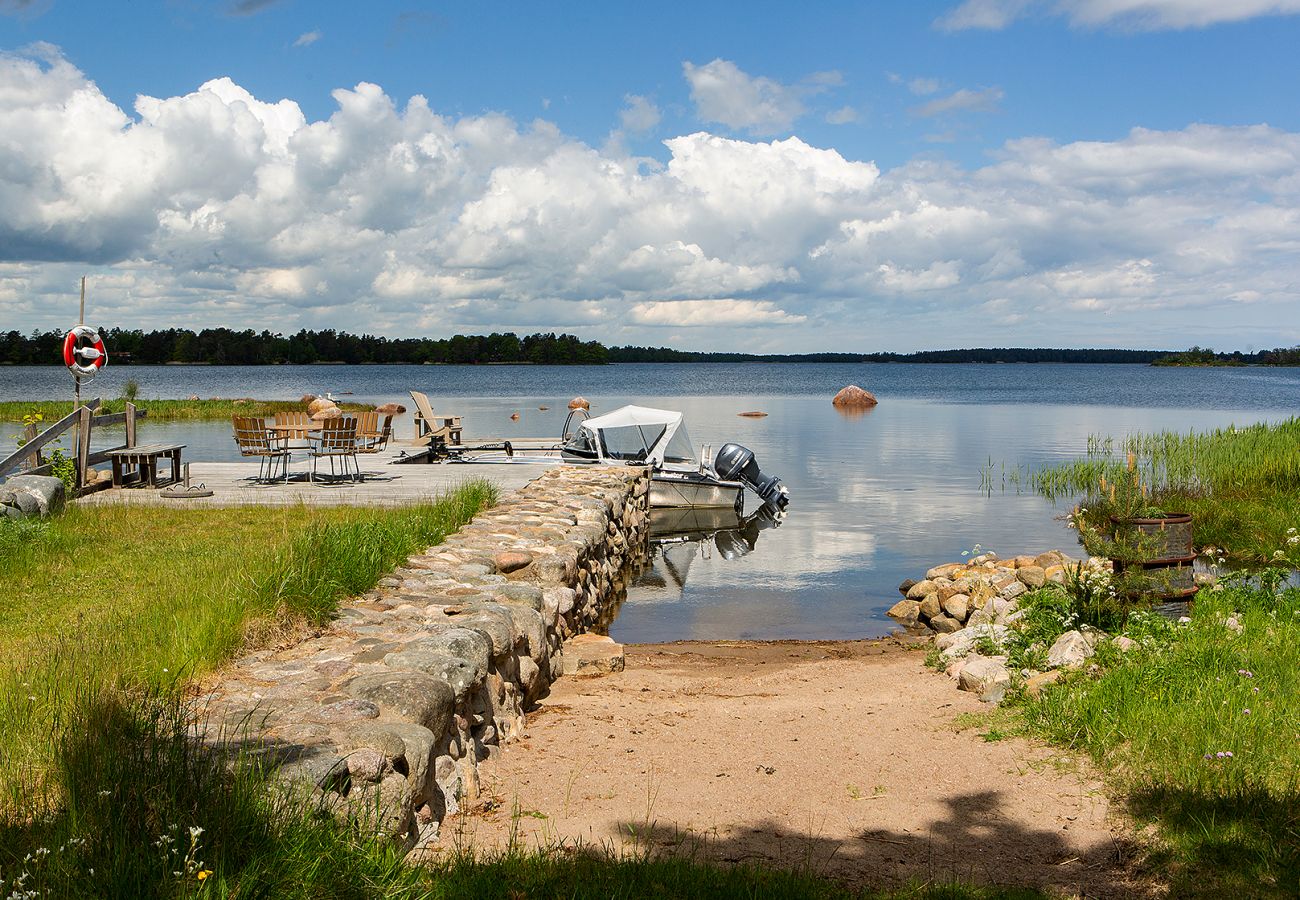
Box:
0;401;148;491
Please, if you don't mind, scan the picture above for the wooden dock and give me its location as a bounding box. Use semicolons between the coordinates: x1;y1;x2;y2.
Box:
76;444;546;508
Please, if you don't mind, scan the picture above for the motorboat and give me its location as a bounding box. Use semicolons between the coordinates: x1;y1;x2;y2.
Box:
559;405;790;512
411;403;790;511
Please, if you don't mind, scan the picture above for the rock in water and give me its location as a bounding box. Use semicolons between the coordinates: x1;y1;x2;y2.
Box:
831;385;878;408
311;406;344;421
307;397;334;415
886;599;921;627
510;413;520;421
737;411;768;417
568;396;590;410
375;402;406;414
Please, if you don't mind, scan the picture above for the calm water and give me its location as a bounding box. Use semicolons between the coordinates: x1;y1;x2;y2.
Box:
3;364;1297;642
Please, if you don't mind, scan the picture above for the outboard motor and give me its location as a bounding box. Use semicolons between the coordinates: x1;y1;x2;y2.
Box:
712;443;790;511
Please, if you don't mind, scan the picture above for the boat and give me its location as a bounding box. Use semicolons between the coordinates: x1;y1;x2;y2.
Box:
410;403;790;512
559;405;789;512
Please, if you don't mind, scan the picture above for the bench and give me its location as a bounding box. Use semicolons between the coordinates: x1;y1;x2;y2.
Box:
107;443;185;488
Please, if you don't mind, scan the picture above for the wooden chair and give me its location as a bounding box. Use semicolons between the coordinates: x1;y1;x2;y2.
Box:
357;413;392;454
273;411;314;451
309;417;361;483
410;390;463;446
232;416;290;483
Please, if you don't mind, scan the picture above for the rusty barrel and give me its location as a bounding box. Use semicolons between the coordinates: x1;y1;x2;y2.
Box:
1109;513;1198;600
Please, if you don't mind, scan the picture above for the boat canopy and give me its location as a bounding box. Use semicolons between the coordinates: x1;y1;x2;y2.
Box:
566;405;696;466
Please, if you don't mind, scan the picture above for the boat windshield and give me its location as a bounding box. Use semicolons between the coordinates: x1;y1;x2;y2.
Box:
597;424;666;462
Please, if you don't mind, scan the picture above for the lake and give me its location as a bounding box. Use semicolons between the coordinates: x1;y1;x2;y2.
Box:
3;363;1297;642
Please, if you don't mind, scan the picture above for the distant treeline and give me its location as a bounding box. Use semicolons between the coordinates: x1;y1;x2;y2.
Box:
4;328;1298;367
607;346;1170;364
0;328;608;366
1152;346;1300;367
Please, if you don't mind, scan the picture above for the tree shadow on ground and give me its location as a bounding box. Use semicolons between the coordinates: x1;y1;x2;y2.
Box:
1124;784;1299;898
620;788;1140;899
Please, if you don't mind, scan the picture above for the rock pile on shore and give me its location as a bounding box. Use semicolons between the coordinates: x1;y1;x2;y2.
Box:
888;549;1081;634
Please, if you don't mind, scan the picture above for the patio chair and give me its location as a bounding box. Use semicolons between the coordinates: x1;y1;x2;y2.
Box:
357;412;392;454
310;417;361;483
232;416;290;483
273;410;314;452
410;390;463;446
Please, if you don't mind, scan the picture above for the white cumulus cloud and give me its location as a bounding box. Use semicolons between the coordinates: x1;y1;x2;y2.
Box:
619;94;661;133
912;87;1004;118
1;46;1298;351
683;58;842;136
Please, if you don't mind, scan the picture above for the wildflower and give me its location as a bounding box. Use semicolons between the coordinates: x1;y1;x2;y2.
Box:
189;826;204;841
1237;669;1254;678
1244;708;1251;715
198;870;212;881
1273;550;1285;559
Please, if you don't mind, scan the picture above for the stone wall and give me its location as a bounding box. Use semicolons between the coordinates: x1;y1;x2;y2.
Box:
196;465;649;850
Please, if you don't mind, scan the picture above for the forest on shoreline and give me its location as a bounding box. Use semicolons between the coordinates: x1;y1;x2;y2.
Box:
2;327;1297;367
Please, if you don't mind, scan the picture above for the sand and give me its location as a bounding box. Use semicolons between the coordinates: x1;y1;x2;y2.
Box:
452;639;1143;897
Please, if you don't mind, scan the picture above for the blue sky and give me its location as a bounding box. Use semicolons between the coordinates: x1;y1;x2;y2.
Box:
2;0;1299;352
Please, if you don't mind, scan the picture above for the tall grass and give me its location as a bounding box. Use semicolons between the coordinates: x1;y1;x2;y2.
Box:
0;398;371;423
1032;417;1300;560
0;482;495;808
1021;573;1300;897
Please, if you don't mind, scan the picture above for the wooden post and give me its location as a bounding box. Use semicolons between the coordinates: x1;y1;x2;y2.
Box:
125;401;137;448
77;405;93;491
21;422;38;469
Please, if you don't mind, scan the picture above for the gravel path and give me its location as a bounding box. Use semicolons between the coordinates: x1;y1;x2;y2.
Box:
454;639;1141;897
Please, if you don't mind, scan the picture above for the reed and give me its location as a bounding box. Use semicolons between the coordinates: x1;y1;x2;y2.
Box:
1032;417;1300;561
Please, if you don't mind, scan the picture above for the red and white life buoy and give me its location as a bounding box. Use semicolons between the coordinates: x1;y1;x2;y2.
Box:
63;325;107;379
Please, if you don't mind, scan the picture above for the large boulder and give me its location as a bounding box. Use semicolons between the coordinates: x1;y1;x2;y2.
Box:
1046;630;1094;669
307;397;334;415
311;406;344;421
957;656;1011;695
568;397;590;410
375;402;406;415
1;474;66;518
831;385;878;408
886;599;921;627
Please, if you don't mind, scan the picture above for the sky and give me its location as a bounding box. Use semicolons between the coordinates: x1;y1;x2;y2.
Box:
1;1;1299;353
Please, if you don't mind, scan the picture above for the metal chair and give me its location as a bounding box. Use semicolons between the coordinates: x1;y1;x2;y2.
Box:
309;417;361;483
232;416;290;483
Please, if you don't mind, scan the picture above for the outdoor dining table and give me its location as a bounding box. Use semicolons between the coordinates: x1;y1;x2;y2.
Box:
265;422;365;483
265;423;321;481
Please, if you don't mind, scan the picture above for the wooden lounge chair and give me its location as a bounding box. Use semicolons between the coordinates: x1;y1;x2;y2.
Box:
357;412;392;454
309;417;361;483
410;391;463;447
232;416;290;483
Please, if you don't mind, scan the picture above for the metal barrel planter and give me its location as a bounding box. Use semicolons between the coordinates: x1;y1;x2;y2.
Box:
1109;513;1198;600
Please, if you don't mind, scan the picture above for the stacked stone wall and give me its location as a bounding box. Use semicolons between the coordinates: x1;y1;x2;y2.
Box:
196;466;649;850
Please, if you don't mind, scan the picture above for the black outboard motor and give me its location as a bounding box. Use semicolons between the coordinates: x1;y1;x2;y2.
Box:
713;443;790;510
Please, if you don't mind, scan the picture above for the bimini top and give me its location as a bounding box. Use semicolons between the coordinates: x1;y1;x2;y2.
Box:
563;404;696;467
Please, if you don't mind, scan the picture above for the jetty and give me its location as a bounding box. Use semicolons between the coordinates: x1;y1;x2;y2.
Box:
76;443;541;508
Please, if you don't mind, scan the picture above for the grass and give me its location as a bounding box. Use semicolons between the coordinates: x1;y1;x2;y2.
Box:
1032;417;1300;561
0;398;372;423
0;482;495;807
1015;569;1300;897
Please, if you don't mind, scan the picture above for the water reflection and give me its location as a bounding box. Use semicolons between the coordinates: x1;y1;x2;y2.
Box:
638;506;783;598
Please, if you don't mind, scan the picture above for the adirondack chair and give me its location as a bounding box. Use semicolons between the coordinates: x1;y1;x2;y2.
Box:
410;391;463;447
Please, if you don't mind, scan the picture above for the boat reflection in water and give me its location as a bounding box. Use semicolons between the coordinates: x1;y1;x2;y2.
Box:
631;505;783;601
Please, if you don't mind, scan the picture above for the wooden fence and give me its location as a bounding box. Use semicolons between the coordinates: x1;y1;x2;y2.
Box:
0;401;147;492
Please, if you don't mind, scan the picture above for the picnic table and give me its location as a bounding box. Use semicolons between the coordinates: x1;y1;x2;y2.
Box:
107;443;185;488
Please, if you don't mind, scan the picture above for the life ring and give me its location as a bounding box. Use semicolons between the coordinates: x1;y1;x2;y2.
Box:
63;325;107;378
